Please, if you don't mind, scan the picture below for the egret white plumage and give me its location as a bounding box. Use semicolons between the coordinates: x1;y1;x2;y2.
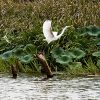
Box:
43;20;71;44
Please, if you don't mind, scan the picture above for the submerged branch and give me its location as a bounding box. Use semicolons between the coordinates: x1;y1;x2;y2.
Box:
37;52;53;79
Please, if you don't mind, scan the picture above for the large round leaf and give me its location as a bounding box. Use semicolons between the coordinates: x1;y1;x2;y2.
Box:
92;51;100;57
64;51;74;58
13;48;25;58
87;26;100;36
0;50;13;60
94;38;100;46
24;44;36;54
70;48;86;59
19;54;33;64
77;27;88;35
56;55;72;65
78;26;100;36
51;47;65;58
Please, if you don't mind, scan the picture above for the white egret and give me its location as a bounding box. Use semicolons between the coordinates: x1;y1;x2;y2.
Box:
42;20;72;77
43;20;71;44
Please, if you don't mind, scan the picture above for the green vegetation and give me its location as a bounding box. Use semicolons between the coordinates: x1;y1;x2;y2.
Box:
0;0;100;76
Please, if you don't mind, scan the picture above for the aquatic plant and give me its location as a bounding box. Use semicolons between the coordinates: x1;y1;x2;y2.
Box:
51;47;65;59
92;51;100;57
13;48;25;58
0;50;13;61
78;25;100;36
69;48;86;59
23;44;36;54
0;43;40;73
97;60;100;67
19;54;33;64
94;38;100;46
51;47;86;65
56;55;72;65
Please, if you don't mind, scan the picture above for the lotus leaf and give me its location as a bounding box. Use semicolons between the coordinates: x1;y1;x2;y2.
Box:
51;47;65;58
70;48;86;59
19;54;33;64
64;51;74;58
94;38;100;46
56;55;72;65
92;51;100;57
13;48;25;58
78;25;100;36
77;27;91;35
0;50;13;60
97;42;100;46
24;44;36;54
88;26;100;36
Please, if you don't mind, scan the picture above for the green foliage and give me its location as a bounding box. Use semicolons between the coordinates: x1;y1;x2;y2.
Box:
78;25;100;36
67;62;84;76
92;51;100;57
13;48;25;58
19;54;33;64
83;57;99;75
0;58;9;72
0;50;13;60
97;60;100;67
56;55;72;65
0;45;35;63
51;47;65;59
51;47;86;65
69;48;86;59
23;44;36;54
94;38;100;46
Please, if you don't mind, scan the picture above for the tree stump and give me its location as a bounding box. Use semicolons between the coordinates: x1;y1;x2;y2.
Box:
11;60;20;79
11;64;17;79
37;52;53;79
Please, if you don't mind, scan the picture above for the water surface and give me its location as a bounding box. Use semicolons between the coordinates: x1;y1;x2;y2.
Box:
0;74;100;100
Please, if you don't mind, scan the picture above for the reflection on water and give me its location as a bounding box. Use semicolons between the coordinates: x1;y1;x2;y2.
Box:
0;74;100;100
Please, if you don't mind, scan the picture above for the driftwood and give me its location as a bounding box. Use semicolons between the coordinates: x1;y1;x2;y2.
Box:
11;64;17;79
10;60;20;79
37;52;53;79
10;53;53;79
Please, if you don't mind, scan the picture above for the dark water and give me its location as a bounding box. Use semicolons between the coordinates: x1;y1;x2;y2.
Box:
0;74;100;100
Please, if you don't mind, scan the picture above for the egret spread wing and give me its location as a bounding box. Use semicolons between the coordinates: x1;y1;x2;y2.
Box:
43;20;72;44
43;20;54;39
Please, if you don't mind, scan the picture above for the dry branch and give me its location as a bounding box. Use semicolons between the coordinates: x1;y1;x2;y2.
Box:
37;52;53;78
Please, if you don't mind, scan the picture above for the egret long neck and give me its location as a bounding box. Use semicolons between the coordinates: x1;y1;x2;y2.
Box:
57;26;68;39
